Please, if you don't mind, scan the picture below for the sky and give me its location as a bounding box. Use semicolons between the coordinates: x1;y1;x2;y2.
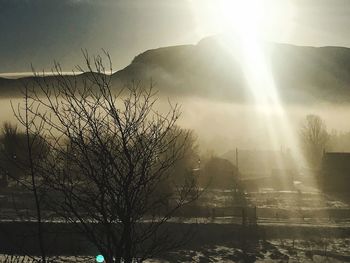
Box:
1;0;350;74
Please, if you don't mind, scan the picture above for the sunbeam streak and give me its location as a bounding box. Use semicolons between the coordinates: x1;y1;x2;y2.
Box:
217;0;309;177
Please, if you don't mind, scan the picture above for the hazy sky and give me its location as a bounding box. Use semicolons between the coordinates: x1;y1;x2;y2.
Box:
1;0;350;73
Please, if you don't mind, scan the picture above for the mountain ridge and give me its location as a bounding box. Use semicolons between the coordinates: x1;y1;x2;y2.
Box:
2;36;350;104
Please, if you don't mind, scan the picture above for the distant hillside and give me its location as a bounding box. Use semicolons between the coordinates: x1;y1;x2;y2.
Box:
2;36;350;103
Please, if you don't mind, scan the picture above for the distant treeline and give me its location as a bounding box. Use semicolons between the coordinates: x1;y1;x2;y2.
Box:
0;121;242;191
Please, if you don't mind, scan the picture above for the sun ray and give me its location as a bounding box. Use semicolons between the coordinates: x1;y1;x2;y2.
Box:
190;0;311;178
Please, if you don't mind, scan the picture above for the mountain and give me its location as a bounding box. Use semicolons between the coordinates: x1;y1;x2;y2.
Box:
113;38;247;101
2;36;350;103
113;36;350;104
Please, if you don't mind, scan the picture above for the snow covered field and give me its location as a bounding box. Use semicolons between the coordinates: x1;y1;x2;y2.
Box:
2;239;350;262
0;190;349;262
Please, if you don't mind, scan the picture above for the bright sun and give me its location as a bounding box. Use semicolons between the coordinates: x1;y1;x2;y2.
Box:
219;0;263;38
191;0;295;42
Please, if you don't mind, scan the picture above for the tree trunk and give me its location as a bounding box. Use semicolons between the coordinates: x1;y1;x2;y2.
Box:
123;221;133;263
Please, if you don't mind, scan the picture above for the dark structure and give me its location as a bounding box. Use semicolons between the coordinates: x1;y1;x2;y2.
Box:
0;172;8;188
321;152;350;193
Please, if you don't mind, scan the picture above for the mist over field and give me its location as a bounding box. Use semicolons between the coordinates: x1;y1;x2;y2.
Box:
2;96;350;155
176;99;350;153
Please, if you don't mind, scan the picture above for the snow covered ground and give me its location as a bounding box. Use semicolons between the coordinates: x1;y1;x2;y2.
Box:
147;238;350;262
0;189;349;262
2;239;349;262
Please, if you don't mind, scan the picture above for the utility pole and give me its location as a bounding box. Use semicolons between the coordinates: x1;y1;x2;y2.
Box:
236;147;239;173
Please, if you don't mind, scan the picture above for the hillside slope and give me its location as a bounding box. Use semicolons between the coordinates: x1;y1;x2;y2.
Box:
2;36;350;103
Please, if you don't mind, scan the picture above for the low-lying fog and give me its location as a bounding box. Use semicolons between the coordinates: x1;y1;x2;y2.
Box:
161;97;350;154
2;97;350;156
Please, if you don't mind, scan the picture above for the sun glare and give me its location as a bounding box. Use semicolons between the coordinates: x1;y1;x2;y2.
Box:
190;0;295;43
191;0;307;169
216;0;282;108
219;0;263;37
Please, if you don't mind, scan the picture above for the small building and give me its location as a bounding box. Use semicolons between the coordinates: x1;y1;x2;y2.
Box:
321;152;350;193
221;149;297;191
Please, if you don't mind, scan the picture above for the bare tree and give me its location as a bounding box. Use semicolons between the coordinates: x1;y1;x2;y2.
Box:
19;51;199;263
0;91;49;262
300;114;329;169
13;86;49;263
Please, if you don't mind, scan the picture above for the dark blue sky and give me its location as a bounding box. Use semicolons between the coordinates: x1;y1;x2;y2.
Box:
1;0;350;73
